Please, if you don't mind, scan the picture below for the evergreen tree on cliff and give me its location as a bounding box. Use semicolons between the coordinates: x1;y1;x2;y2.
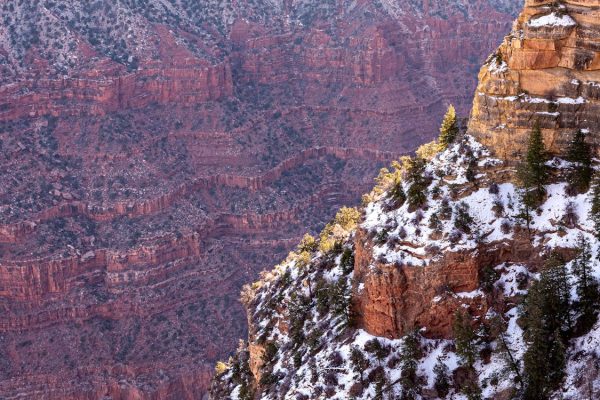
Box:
439;104;459;150
522;253;570;399
572;234;599;331
517;122;548;230
566;129;593;194
453;309;478;368
433;356;450;397
589;174;600;239
406;157;429;210
399;330;422;400
452;310;482;398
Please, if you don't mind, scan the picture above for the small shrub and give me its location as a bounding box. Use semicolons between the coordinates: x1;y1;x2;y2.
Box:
214;361;229;376
439;198;453;220
454;202;474;233
348;382;364;397
323;372;338;386
449;229;462;244
562;201;578;228
413;210;425;224
428;213;443;234
489;182;500;195
389;181;406;207
259;371;278;385
425;244;442;257
293;351;303;368
364;339;390;361
398;227;407;239
329;351;344;368
492;199;504;218
375;229;389;245
262;342;278;365
430;185;442;199
500;220;512;234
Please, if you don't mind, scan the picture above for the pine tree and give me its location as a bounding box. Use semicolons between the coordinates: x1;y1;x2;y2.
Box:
516;187;535;234
547;328;566;388
340;248;354;275
452;310;483;399
331;277;352;326
350;346;369;383
406;157;429;210
572;234;599;331
364;338;390;364
400;330;422;400
537;253;572;335
433;356;450;397
453;309;478;368
454;201;474;234
428;212;442;234
590;174;600;240
489;316;523;388
566;129;593;193
230;343;255;400
389;179;407;207
522;280;549;400
522;254;571;399
517;122;548;208
439;105;459;150
287;294;310;347
373;368;388;400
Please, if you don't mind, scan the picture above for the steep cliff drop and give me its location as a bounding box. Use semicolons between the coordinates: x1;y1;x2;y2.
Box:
211;1;600;399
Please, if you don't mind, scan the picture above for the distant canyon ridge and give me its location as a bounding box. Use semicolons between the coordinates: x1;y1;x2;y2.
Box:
0;1;520;398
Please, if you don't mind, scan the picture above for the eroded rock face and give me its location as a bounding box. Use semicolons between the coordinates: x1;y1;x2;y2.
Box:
469;0;600;159
353;229;483;339
353;225;544;339
0;1;520;398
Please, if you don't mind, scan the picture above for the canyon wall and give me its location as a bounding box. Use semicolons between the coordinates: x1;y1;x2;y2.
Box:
0;62;233;122
0;1;520;398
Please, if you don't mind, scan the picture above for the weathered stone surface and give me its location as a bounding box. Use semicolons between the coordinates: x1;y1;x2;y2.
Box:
352;229;544;339
469;0;600;160
352;229;481;339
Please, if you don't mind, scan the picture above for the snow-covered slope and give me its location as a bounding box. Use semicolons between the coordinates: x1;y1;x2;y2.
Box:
210;136;600;399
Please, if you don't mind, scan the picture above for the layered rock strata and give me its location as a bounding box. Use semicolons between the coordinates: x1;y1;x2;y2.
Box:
469;0;600;159
0;1;520;398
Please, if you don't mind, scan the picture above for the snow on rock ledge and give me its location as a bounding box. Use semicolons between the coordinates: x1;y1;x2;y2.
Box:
527;12;576;28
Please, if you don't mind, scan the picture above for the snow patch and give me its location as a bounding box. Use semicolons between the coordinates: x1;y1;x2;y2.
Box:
527;12;576;28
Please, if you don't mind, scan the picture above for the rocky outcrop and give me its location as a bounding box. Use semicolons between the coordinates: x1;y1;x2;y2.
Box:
352;225;549;339
210;133;600;399
353;229;483;339
469;0;600;159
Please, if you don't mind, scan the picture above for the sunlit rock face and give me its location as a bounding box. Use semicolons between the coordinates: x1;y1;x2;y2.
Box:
469;0;600;160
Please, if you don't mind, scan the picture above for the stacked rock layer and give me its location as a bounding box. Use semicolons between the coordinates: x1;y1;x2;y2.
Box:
469;0;600;159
